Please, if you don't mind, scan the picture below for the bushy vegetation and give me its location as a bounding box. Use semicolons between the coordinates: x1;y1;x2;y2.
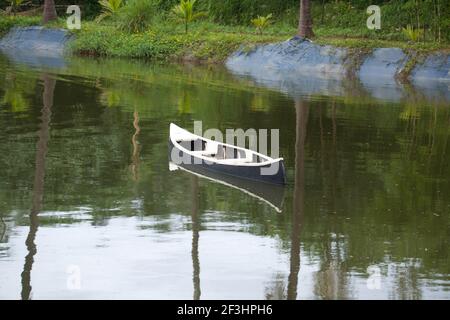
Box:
95;0;124;22
402;24;424;42
69;21;285;62
1;0;448;41
116;0;156;33
309;1;449;43
171;0;207;34
251;13;273;35
0;15;40;35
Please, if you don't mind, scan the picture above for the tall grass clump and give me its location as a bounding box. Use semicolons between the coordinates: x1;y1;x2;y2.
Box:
117;0;156;33
402;25;423;42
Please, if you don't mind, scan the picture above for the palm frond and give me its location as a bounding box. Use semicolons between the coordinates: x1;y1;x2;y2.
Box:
96;0;123;23
251;13;273;35
171;0;207;33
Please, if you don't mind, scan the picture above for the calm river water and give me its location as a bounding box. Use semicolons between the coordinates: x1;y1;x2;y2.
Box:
0;52;449;299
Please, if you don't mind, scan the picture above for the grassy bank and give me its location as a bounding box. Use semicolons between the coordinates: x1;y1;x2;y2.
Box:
0;16;40;36
1;8;449;63
68;21;288;62
69;19;450;62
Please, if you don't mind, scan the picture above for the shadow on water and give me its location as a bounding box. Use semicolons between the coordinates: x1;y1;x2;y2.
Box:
170;162;286;213
20;74;55;300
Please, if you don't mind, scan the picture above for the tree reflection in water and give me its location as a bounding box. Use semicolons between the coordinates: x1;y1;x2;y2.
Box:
287;99;309;300
21;74;55;300
130;110;141;182
191;176;201;300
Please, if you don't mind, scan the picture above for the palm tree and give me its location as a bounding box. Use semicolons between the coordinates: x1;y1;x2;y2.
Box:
43;0;57;24
251;13;273;35
172;0;207;34
298;0;314;38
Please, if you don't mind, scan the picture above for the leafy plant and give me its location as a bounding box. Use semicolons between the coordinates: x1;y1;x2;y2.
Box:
172;0;207;34
95;0;124;22
402;25;423;42
117;0;156;33
251;13;273;35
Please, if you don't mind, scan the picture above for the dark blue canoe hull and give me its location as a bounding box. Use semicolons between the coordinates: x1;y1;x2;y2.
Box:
169;140;286;185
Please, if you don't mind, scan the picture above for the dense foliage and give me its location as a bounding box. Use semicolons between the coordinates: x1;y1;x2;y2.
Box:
68;21;284;61
116;0;156;33
1;1;449;42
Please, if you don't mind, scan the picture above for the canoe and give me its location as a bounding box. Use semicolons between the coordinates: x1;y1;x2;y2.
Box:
168;123;286;185
169;161;285;212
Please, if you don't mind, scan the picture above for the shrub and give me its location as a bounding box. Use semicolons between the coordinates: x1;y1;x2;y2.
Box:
0;16;40;35
251;13;272;35
117;0;156;33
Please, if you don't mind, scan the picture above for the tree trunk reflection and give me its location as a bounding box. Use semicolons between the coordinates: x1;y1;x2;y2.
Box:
287;99;309;300
21;74;55;300
130;110;141;182
191;176;201;300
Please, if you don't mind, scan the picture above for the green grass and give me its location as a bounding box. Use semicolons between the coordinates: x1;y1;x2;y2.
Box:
314;36;448;53
69;19;449;62
69;21;287;62
0;15;40;36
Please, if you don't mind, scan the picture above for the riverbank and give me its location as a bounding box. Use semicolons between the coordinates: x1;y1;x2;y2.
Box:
1;16;449;62
69;22;288;63
1;18;449;85
48;21;450;64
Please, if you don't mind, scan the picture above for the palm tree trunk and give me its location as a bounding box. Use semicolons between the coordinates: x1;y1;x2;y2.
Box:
298;0;314;38
43;0;57;24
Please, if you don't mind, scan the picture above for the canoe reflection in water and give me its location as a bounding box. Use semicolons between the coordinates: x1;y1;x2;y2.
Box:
169;161;285;213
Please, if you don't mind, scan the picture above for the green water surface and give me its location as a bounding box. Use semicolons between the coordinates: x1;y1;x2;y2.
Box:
0;54;448;299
